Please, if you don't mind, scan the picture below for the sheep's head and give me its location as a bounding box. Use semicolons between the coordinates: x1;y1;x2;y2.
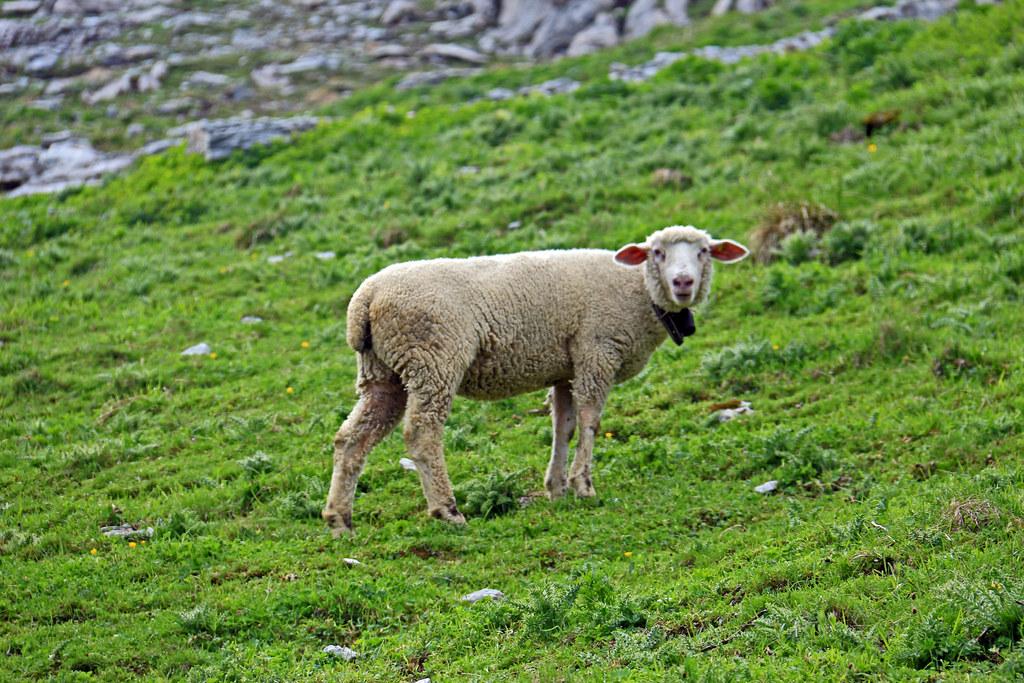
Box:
613;226;749;312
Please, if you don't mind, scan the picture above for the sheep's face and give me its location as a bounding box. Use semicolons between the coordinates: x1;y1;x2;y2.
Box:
614;226;749;312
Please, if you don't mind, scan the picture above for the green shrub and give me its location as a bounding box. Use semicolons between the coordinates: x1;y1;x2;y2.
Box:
822;221;876;264
455;469;524;519
778;230;820;265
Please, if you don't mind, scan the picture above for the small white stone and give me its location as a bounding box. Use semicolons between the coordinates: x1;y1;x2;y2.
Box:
507;220;522;230
323;645;358;660
315;251;336;260
267;251;292;264
399;457;417;472
181;342;212;356
461;588;504;603
342;558;361;566
241;316;263;324
754;480;779;494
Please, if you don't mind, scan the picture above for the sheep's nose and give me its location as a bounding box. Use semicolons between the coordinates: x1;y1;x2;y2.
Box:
672;276;695;290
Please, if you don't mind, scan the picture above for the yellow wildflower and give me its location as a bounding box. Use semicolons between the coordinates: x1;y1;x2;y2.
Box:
604;432;613;439
772;344;780;351
209;352;218;360
128;541;137;549
90;548;97;555
623;551;633;558
301;341;310;349
867;143;878;153
62;279;70;287
286;386;294;394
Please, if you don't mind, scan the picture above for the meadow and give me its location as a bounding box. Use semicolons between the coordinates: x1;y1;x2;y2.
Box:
1;1;1023;679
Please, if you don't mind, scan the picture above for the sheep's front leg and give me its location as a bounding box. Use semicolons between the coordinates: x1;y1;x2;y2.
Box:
567;404;603;497
545;381;576;499
403;391;465;525
567;357;615;498
322;381;406;537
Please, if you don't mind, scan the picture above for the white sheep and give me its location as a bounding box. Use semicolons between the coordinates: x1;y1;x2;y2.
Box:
322;225;749;534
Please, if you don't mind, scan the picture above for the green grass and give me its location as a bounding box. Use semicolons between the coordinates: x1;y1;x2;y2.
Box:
2;1;1024;679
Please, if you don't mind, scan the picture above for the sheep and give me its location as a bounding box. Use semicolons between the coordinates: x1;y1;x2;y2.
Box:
321;225;749;535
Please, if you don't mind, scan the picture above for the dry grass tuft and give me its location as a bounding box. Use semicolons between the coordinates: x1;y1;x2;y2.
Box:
946;498;1000;532
748;202;839;264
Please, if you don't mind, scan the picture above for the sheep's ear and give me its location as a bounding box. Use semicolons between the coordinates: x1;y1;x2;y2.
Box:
614;244;649;266
709;239;749;263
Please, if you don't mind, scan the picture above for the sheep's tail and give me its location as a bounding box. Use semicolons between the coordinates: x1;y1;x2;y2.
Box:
346;281;375;353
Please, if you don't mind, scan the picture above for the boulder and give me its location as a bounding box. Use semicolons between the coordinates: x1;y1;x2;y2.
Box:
625;0;689;39
183;115;320;161
380;0;418;25
420;42;488;64
83;61;167;105
1;1;41;17
395;67;480;90
566;11;618;56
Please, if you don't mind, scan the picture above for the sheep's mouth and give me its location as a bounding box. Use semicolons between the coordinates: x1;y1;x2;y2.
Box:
671;288;694;304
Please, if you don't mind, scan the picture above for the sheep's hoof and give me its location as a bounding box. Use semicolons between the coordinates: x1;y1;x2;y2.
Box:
545;477;568;500
322;509;353;537
569;475;596;498
430;502;467;526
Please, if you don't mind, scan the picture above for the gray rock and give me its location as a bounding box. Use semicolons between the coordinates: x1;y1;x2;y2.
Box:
314;251;336;260
182;71;233;89
399;457;417;471
380;0;418;25
323;645;358;661
100;524;154;540
25;51;58;75
155;97;194;114
754;480;779;494
420;42;488;64
625;0;689;39
136;138;176;156
125;5;173;24
0;145;42;189
125;122;145;137
395;67;480;91
2;1;41;17
485;87;515;100
28;97;63;111
4;138;135;197
276;52;341;75
266;252;293;264
713;400;754;422
162;11;218;33
0;76;28;95
567;11;618;56
240;315;263;324
342;557;361;566
527;0;612;58
43;77;80;96
184;116;319;161
461;588;505;603
83;61;167;105
181;342;212;356
368;43;409;59
251;64;293;93
520;77;579;96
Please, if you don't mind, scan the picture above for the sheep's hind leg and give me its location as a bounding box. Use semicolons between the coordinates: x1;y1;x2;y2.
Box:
322;380;406;537
404;390;465;525
545;381;576;499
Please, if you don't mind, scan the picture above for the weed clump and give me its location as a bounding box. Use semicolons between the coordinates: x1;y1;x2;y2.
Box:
749;202;838;264
701;338;810;384
455;470;524;519
904;578;1024;669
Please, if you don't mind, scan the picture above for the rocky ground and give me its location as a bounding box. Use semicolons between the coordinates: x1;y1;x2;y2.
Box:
0;0;982;196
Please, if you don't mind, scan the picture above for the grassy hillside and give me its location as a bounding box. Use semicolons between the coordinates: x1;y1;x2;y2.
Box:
2;2;1023;680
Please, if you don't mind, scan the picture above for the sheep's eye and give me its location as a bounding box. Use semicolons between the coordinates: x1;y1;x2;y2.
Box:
699;247;710;256
652;248;664;260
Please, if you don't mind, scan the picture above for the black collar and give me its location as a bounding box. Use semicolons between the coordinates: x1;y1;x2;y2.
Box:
651;304;696;346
